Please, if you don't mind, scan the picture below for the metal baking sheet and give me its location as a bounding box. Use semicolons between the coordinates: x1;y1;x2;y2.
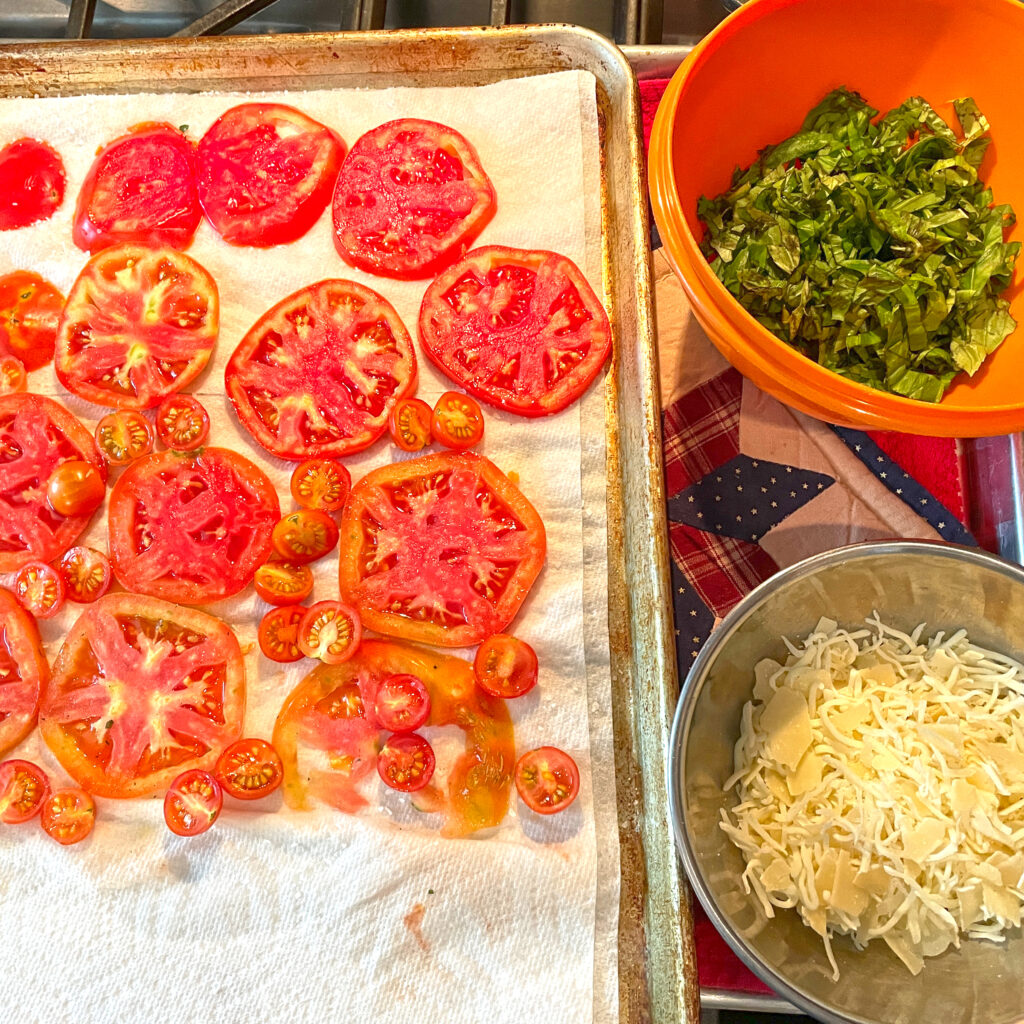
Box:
0;26;693;1024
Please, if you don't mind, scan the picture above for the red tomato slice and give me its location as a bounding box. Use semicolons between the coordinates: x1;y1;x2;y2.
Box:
40;787;95;845
198;103;345;247
73;122;201;253
0;588;48;759
331;119;496;280
0;393;107;573
290;458;351;512
46;459;104;517
0;759;50;823
258;605;305;663
432;390;484;450
39;593;245;798
107;446;279;605
0;139;66;230
0;356;26;394
55;243;219;410
373;673;430;733
58;546;113;604
215;738;283;801
419;246;612;417
94;410;154;467
0;271;64;371
164;769;222;836
271;509;339;565
155;393;210;451
297;601;361;665
388;397;433;452
253;561;314;606
225;279;417;460
514;746;579;815
473;634;539;699
13;561;65;620
338;451;545;647
377;732;435;792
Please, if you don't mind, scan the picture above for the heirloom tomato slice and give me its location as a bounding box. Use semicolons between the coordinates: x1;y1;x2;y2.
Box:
58;546;112;604
0;588;49;759
55;243;219;410
40;788;95;845
273;638;514;836
39;593;245;798
331;119;495;279
337;451;545;647
215;738;283;801
0;271;64;371
94;409;154;467
0;139;65;231
73;122;201;253
514;746;579;815
0;759;50;823
418;246;612;417
0;393;107;573
198;103;345;247
164;769;221;837
107;446;279;605
225;279;416;460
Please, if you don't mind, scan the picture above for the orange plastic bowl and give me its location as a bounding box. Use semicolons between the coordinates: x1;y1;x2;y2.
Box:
649;0;1024;435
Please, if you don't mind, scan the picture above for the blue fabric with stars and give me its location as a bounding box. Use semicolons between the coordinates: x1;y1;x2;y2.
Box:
670;558;716;673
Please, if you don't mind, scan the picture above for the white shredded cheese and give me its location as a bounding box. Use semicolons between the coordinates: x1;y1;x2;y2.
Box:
720;614;1024;977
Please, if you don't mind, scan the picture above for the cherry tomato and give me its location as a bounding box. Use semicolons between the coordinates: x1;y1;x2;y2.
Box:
272;509;339;565
0;356;26;394
0;270;64;371
258;605;305;664
290;459;351;513
253;561;314;606
46;459;105;517
432;391;484;451
514;746;580;815
0;759;50;824
473;634;539;699
377;732;436;792
388;397;433;453
13;561;65;620
94;409;155;467
297;601;361;664
373;673;431;733
155;393;210;451
164;769;222;837
0;139;66;231
40;788;95;845
215;738;283;801
57;546;112;604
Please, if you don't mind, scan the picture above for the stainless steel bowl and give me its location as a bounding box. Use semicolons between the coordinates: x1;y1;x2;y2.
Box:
669;540;1024;1024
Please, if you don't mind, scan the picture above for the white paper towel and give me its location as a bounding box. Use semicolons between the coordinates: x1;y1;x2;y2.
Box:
0;71;619;1024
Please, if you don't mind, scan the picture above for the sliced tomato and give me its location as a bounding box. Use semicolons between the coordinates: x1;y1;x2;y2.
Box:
39;593;245;798
58;546;112;604
432;390;484;450
474;634;538;699
297;601;361;665
419;246;612;417
0;271;64;371
40;787;95;845
373;673;430;733
215;738;283;801
0;588;48;758
164;769;222;836
94;410;154;467
0;139;66;230
198;103;345;247
0;356;26;394
258;605;305;663
290;458;351;513
338;451;545;647
388;397;433;452
155;393;210;451
377;732;435;792
107;446;279;605
272;509;338;565
0;759;50;823
225;279;417;460
13;561;65;620
73;122;201;253
331;119;495;280
46;459;104;517
514;746;579;815
55;243;219;410
254;561;314;606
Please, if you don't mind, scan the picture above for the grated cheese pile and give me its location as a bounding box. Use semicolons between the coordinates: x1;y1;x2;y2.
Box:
720;614;1024;977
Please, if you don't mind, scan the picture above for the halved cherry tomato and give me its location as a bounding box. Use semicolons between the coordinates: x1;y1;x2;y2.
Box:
0;589;48;760
258;605;305;664
215;738;283;801
57;546;112;604
0;138;66;231
164;769;222;837
94;410;155;467
473;634;539;699
0;356;26;393
254;561;314;606
155;393;210;451
0;270;64;370
388;397;433;453
373;673;431;733
272;509;339;565
40;787;95;845
0;759;50;824
14;561;65;620
290;459;351;513
46;459;105;518
298;601;361;664
377;732;436;792
514;746;579;815
432;391;484;451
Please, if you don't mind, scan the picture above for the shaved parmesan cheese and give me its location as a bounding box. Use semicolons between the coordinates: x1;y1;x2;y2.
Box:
721;615;1024;977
